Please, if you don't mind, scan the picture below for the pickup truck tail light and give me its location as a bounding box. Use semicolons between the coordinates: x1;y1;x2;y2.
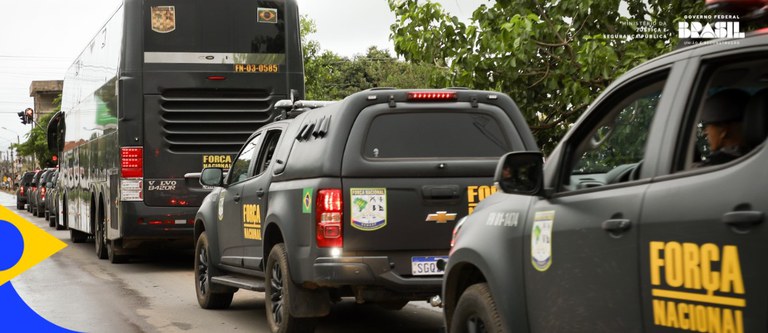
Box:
316;189;343;248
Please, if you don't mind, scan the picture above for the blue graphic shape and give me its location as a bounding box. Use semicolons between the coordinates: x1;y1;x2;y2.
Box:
0;282;78;332
0;220;24;271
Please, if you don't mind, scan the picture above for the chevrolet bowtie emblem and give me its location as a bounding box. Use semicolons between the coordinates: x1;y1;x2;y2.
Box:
426;211;457;224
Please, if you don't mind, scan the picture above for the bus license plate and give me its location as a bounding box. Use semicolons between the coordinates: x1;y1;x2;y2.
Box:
411;256;449;276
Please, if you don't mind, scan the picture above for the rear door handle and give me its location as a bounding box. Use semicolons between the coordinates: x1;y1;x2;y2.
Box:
602;219;631;232
233;194;241;202
723;211;764;227
256;189;265;197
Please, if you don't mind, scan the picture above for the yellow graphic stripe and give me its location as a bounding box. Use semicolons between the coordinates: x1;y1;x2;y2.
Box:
652;289;746;307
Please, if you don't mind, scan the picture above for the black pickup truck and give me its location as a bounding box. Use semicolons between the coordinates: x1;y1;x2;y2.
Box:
191;88;537;332
443;5;768;333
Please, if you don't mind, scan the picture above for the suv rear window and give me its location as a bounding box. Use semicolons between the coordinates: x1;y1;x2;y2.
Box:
363;112;509;159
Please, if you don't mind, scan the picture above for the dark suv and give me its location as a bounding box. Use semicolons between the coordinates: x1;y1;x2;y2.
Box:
192;89;537;332
32;169;56;218
443;11;768;333
45;170;61;228
16;171;35;210
26;170;43;214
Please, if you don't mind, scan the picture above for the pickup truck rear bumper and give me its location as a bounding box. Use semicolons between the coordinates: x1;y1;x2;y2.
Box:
312;256;442;294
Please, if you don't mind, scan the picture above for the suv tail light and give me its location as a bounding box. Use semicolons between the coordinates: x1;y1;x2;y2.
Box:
20;187;24;195
316;189;343;248
121;147;143;178
41;187;46;200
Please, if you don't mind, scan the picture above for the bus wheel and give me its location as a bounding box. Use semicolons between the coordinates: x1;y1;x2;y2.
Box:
265;243;317;333
195;232;234;309
95;220;107;259
70;229;87;243
450;283;504;333
107;240;128;264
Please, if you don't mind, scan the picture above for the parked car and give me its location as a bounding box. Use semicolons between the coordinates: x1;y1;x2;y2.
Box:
31;168;56;217
26;170;43;213
15;171;35;210
443;7;768;333
191;89;538;333
44;170;59;227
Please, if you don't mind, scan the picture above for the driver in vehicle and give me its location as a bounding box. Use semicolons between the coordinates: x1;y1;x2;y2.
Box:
697;89;750;167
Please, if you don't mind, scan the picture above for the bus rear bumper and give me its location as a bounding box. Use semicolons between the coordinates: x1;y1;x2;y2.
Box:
117;201;196;249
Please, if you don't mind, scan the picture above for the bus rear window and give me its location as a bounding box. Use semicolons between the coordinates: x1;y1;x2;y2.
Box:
363;113;510;159
144;0;285;54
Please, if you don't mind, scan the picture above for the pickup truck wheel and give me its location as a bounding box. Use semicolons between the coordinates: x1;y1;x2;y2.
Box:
450;283;504;333
195;232;234;309
266;243;317;333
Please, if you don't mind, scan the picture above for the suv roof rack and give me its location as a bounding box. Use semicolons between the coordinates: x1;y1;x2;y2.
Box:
275;99;337;120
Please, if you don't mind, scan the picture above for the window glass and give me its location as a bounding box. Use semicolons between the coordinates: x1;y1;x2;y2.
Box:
364;112;509;159
680;56;768;170
254;130;281;176
564;78;667;191
229;134;262;184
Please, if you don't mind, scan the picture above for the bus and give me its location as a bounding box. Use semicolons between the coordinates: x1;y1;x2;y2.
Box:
47;0;304;263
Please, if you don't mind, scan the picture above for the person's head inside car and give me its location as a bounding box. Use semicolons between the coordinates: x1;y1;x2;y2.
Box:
698;89;750;166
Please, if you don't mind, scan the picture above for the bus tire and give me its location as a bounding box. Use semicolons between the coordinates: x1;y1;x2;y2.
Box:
70;229;87;243
195;232;234;309
450;283;505;333
266;243;317;333
95;220;107;260
107;240;128;264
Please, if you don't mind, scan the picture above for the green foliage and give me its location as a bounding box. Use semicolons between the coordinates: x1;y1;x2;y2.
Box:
388;0;708;152
300;16;445;101
15;96;59;168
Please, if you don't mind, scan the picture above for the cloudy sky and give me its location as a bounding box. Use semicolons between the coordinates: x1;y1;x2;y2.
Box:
0;0;491;148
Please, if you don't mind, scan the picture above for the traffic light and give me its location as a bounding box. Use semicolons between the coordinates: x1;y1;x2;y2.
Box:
24;108;33;124
17;111;26;124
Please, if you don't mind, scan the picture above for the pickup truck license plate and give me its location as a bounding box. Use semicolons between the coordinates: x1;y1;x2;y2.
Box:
411;256;449;276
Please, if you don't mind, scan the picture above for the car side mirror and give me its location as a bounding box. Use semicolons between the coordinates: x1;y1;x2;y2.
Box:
200;168;224;187
494;151;545;196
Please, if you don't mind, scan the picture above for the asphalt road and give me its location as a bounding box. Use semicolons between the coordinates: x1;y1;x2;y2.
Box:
3;191;445;333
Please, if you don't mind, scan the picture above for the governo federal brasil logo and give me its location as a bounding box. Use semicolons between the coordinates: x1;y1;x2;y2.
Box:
678;15;746;39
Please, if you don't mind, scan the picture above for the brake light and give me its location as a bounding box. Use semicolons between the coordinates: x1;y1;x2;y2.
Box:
20;187;24;195
121;147;143;178
316;189;343;248
41;187;46;200
407;92;457;102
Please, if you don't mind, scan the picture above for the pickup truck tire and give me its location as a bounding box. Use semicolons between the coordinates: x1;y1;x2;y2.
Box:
450;283;504;333
266;243;317;333
194;232;234;309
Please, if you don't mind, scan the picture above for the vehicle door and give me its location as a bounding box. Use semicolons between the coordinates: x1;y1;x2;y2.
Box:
523;67;679;332
218;133;263;267
242;127;285;270
640;50;768;333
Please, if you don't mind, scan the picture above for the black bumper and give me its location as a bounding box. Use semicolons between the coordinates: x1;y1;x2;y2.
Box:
118;201;196;245
312;256;443;294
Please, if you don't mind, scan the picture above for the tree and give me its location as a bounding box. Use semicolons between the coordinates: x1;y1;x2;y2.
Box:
300;16;445;101
388;0;708;152
15;96;59;168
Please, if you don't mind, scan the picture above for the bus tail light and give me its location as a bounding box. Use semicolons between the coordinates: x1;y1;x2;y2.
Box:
316;189;343;248
120;179;142;202
121;147;143;178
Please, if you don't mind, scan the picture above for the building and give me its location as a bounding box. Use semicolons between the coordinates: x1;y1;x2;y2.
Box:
29;80;63;122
